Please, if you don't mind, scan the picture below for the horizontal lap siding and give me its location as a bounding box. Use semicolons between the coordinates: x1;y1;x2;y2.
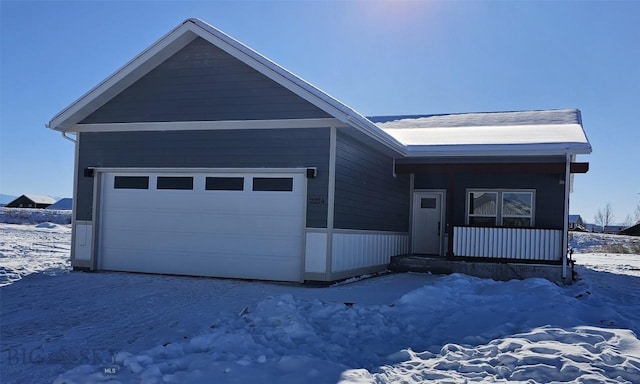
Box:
414;171;564;229
76;128;330;227
80;37;331;123
334;130;409;232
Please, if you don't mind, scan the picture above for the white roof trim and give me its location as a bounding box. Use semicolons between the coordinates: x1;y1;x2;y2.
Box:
71;118;348;133
48;22;198;131
405;144;592;157
47;18;405;153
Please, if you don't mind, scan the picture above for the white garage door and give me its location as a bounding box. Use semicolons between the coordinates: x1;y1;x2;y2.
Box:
98;170;306;282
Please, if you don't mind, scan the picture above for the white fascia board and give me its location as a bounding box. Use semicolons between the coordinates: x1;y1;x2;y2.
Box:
405;143;592;157
69;118;347;133
49;23;199;132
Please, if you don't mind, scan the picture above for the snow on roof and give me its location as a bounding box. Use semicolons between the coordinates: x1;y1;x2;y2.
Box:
23;195;57;205
371;109;592;156
47;198;73;210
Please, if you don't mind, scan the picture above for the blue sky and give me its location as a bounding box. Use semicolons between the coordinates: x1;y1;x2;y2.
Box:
1;0;638;223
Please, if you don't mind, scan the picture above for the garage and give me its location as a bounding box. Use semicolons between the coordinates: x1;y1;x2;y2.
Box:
98;170;306;282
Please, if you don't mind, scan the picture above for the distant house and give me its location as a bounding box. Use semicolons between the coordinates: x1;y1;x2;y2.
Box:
5;195;56;209
619;223;640;236
588;223;629;234
604;225;628;234
568;215;586;231
47;198;73;210
46;18;592;284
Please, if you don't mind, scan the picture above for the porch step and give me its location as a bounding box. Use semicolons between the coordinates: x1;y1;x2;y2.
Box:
389;255;573;284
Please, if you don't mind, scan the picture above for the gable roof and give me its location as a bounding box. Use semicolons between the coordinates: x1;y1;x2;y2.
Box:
568;214;583;223
15;195;57;205
47;18;591;158
619;223;640;236
372;109;591;156
47;198;73;210
47;18;403;153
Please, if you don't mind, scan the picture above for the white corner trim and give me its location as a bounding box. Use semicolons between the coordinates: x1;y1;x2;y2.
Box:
325;127;337;280
70;118;347;133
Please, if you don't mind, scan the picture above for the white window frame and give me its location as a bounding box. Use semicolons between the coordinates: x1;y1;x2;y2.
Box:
466;189;535;227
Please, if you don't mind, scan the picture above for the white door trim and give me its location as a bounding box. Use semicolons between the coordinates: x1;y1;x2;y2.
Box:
411;189;446;256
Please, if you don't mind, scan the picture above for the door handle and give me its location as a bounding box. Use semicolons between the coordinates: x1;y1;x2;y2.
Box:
437;222;441;236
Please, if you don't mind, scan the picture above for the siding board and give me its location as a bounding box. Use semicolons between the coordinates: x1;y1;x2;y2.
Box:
334;129;410;232
76;128;330;228
80;37;331;124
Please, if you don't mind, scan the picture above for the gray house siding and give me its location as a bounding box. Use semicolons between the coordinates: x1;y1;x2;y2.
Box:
80;37;331;124
414;171;564;229
76;128;330;227
334;129;410;232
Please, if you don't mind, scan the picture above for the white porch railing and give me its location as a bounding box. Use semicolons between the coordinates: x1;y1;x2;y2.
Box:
453;226;562;261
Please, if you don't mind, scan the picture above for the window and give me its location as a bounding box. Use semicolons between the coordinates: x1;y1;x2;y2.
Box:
468;192;497;226
253;177;293;192
467;190;534;227
421;198;437;209
114;176;149;189
157;176;193;190
206;177;244;191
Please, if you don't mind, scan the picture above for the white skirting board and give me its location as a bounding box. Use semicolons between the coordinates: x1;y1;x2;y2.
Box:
304;229;327;273
453;226;562;261
331;230;409;273
73;222;93;262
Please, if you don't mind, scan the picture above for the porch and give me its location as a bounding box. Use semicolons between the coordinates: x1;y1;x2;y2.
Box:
389;254;574;284
389;226;574;284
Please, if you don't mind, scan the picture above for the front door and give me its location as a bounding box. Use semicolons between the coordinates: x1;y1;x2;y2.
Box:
412;192;443;255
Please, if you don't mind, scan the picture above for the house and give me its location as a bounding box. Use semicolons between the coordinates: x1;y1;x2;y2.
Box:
47;198;73;210
5;194;56;209
46;18;591;283
568;214;586;231
619;223;640;236
604;225;627;234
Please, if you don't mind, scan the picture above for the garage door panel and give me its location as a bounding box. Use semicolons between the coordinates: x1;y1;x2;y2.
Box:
99;171;306;282
101;211;303;236
102;229;301;256
101;249;300;281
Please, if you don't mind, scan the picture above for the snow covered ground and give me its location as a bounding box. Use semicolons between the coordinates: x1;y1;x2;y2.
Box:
1;220;639;383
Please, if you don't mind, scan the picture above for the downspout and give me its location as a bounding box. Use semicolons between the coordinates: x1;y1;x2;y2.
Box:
561;152;571;281
61;131;77;143
44;124;77;143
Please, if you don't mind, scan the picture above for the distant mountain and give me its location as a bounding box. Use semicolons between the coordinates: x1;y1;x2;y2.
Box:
0;194;17;205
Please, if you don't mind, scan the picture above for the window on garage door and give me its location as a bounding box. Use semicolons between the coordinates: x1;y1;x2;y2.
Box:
252;177;293;191
114;176;149;189
206;177;244;191
157;177;194;190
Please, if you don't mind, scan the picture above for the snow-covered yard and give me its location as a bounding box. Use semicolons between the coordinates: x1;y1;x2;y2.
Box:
1;222;639;383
